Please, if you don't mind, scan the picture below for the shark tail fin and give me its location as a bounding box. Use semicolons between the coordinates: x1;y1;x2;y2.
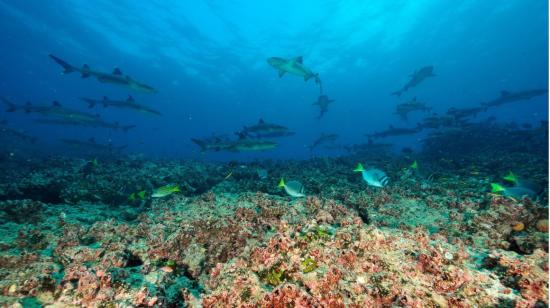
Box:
191;138;207;152
49;54;75;74
1;98;17;112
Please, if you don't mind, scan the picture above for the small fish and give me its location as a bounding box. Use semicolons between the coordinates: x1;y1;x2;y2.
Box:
410;161;418;170
128;190;146;201
278;178;306;198
152;184;180;198
224;171;233;180
502;171;518;184
491;183;537;199
353;163;389;188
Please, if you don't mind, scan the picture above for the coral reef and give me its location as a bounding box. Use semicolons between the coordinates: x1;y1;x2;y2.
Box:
0;139;547;307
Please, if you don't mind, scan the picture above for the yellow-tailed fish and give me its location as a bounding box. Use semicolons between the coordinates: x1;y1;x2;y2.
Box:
152;184;180;198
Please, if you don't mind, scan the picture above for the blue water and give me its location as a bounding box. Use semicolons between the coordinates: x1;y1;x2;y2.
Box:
0;0;547;160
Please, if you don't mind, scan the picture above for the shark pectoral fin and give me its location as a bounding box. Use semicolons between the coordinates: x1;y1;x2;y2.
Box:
294;56;303;64
278;70;285;78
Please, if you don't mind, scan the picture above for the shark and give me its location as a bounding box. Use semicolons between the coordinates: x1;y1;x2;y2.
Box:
417;115;456;130
35;118;135;132
61;137;127;152
313;95;335;119
49;54;157;94
238;119;294;138
81;96;162;116
0;121;37;143
365;126;420;138
228;138;278;152
3;98;102;122
445;106;487;120
308;133;338;151
481;89;548;107
267;56;321;85
394;97;432;120
392;65;435;97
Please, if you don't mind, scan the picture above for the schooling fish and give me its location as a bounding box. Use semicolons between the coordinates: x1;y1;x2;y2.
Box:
354;163;389;188
278;178;306;198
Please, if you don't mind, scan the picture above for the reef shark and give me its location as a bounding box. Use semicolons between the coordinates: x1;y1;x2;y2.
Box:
267;56;321;85
81;96;162;116
392;65;435;97
61;137;127;151
313;95;335;119
49;54;157;94
481;89;548;107
394;97;432;120
308;133;338;151
3;98;101;122
238;119;294;138
0;121;37;143
35;118;135;132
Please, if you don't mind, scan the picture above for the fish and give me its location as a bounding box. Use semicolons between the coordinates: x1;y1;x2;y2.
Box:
238;119;294;138
191;137;235;152
34;118;135;132
445;106;486;120
267;56;321;85
491;183;538;200
49;54;157;94
410;160;418;170
353;163;389;188
128;190;147;202
0;121;37;143
391;65;435;97
152;184;180;198
61;137;127;152
308;133;338;151
502;171;518;184
482;89;548;107
229;138;278;152
313;95;335;119
3;98;102;122
278;178;306;198
394;97;432;120
417;115;456;130
81;96;161;116
365;125;420;138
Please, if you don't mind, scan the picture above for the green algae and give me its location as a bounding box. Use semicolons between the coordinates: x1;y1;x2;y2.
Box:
301;257;318;273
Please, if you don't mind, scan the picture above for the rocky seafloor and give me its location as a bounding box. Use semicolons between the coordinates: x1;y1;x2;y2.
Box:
0;142;548;307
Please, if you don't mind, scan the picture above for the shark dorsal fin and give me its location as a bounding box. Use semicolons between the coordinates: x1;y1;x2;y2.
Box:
127;95;134;102
88;137;96;143
103;96;108;101
413;97;417;101
258;118;265;124
501;90;510;97
113;68;122;75
25;101;32;106
294;56;303;64
389;125;394;129
53;101;61;107
83;64;90;70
